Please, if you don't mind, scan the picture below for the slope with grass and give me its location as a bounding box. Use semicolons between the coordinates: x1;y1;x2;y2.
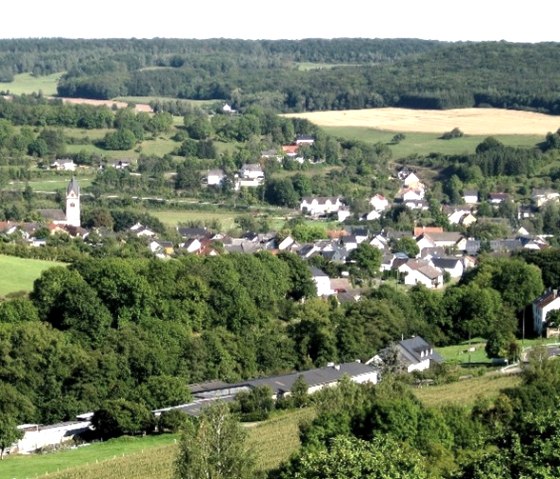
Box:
0;255;64;296
0;408;315;479
413;374;521;408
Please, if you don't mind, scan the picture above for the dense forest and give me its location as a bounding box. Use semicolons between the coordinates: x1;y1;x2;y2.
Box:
2;39;560;113
0;248;552;425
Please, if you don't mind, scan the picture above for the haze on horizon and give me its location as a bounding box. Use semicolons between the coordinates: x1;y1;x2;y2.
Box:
3;0;559;43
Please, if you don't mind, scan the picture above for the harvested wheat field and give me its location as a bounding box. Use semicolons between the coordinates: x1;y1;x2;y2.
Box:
57;97;153;113
285;107;560;135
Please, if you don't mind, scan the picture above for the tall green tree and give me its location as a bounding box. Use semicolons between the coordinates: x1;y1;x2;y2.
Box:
0;416;23;460
175;401;255;479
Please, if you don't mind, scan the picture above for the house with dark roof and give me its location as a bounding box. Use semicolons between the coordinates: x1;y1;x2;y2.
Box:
154;362;378;417
370;336;443;373
431;257;464;279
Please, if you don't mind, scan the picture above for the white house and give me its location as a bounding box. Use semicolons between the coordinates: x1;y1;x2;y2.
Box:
309;266;334;296
369;234;389;250
51;159;76;171
532;189;560;207
130;222;156;238
398;259;444;289
240;164;264;180
532;288;560;335
207;169;226;186
447;208;472;225
489;193;510;205
295;134;315;145
369;336;443;373
182;238;202;254
431;257;465;279
300;197;342;216
402;188;425;201
462;190;479;205
365;209;381;221
278;235;295;251
403;172;422;189
337;206;352;222
369;194;389;212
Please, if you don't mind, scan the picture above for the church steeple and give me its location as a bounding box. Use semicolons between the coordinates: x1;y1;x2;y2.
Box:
65;176;80;227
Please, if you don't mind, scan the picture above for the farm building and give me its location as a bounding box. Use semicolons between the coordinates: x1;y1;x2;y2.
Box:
154;362;378;417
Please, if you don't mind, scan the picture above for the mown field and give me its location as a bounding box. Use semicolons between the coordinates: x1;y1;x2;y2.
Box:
0;72;63;96
285;107;560;136
0;255;64;296
320;126;543;158
1;408;315;479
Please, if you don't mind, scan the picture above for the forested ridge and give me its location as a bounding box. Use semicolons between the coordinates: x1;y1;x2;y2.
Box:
2;39;560;114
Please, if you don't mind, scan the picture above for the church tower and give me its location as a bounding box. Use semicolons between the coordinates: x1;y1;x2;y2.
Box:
66;177;80;227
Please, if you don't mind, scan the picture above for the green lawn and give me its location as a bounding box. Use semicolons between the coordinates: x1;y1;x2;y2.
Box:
320;126;543;158
0;72;64;96
0;255;64;296
437;341;491;364
149;208;241;231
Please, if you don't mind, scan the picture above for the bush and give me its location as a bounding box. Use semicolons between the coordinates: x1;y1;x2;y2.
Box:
92;399;155;439
158;409;190;433
441;127;464;140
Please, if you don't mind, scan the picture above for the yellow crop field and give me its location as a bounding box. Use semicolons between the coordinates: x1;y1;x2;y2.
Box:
285;107;560;135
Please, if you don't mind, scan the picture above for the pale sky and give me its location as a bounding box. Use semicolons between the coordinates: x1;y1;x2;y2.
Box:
2;1;559;43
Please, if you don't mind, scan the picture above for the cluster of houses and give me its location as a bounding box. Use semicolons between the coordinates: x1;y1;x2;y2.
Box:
9;335;441;455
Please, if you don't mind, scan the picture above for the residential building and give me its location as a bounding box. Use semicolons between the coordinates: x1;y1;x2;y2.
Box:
398;259;444;289
533;288;560;335
240;164;264;180
532;188;560;207
370;336;443;373
309;266;334;296
300;197;342;216
431;257;464;279
369;194;389;212
50;159;76;171
462;190;479;204
207;169;226;186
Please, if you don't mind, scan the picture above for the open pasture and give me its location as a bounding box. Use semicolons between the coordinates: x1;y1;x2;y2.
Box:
320;126;543;157
0;255;64;296
0;72;63;96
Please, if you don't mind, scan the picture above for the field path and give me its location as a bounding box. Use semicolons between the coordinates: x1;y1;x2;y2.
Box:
285;107;560;135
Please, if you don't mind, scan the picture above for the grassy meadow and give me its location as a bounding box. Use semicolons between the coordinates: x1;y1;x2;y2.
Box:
413;373;521;408
320;126;543;158
1;408;315;479
0;255;64;296
9;177;94;193
0;72;63;96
